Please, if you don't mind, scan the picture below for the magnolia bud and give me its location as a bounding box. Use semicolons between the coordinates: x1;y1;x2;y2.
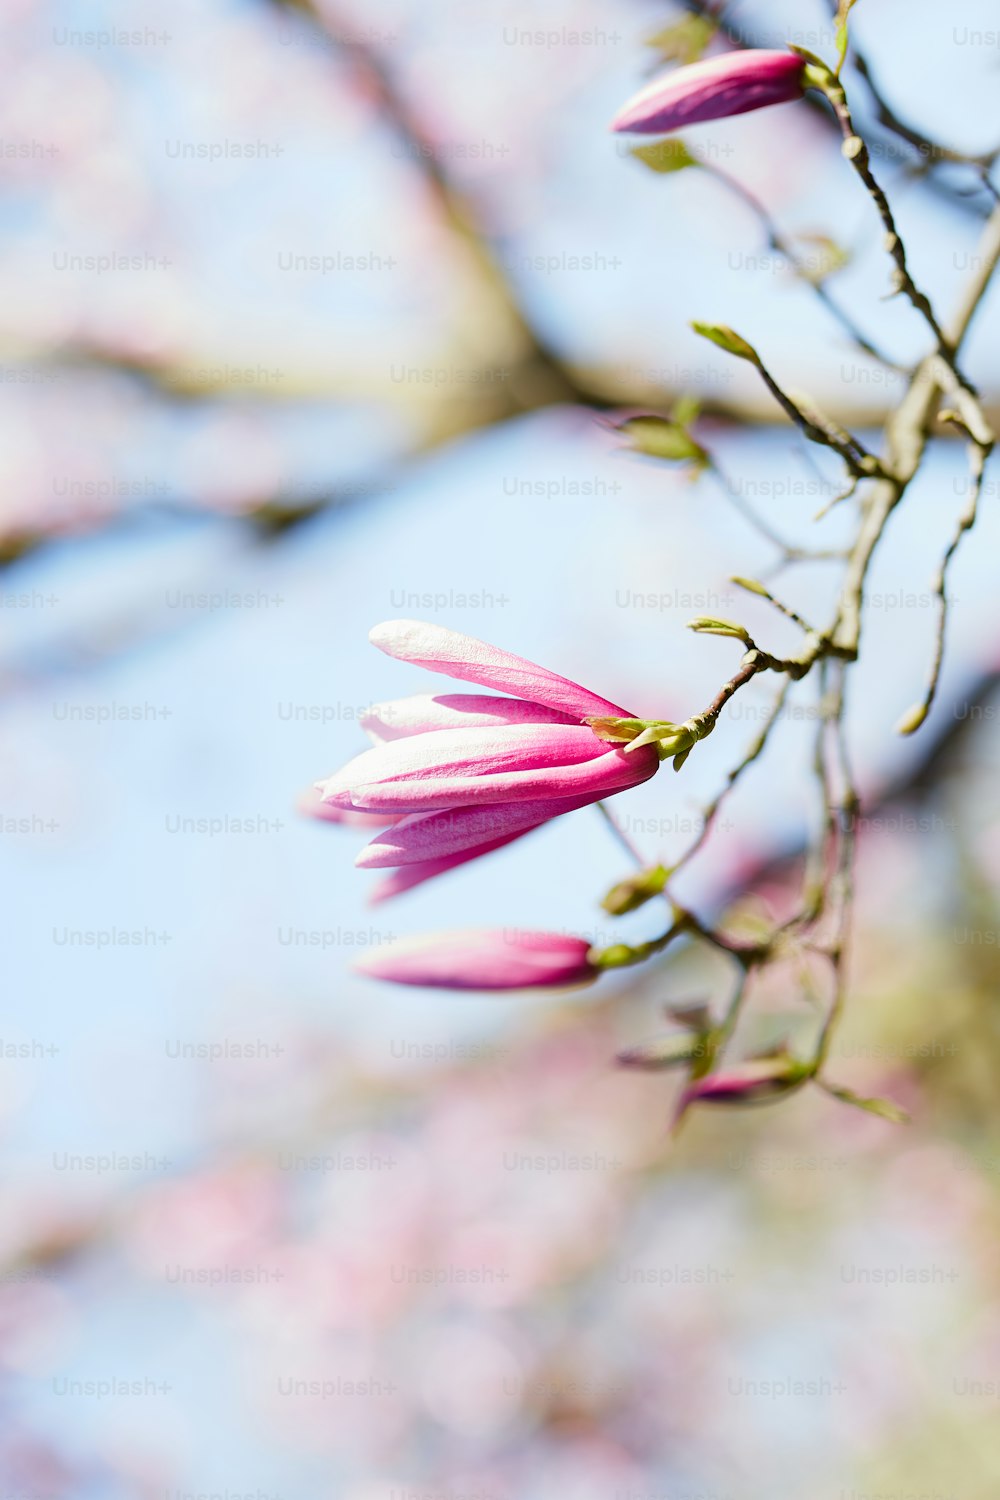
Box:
680;1058;811;1108
612;50;806;136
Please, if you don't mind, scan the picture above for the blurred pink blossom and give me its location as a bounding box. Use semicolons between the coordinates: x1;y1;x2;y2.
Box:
356;928;597;990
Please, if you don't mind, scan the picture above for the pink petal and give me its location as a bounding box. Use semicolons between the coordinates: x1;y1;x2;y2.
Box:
612;49;804;135
348;744;659;813
297;788;405;828
357;793;600;868
317;723;607;807
354;929;596;990
361;692;576;744
369;620;628;721
367;828;534;902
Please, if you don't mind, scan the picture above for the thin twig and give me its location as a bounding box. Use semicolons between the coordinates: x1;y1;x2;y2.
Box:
829;0;999;175
731;576;815;633
672;678;791;877
905;442;993;729
813;662;859;1069
811;70;964;379
752;354;882;477
708;458;849;563
707;165;903;371
595;799;647;868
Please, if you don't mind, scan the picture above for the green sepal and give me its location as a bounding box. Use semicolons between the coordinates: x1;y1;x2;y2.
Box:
602;863;670;916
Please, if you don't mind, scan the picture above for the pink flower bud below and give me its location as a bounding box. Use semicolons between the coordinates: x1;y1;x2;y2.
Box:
354;929;597;991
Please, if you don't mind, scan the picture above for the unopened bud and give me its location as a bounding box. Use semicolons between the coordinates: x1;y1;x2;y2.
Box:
602;864;670;915
895;701;928;735
589;942;645;971
690;321;759;363
730;575;770;598
612;413;708;466
687;615;754;645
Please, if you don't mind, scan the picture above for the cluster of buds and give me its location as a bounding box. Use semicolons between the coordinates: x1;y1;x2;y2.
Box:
300;16;922;1125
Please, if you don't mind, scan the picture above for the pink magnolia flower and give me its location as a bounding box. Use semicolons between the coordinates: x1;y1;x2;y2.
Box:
355;930;596;990
313;621;659;900
612;49;805;136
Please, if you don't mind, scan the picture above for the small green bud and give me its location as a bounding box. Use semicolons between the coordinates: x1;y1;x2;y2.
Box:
616;415;708;466
687;615;754;645
730;576;770;598
589;942;644;971
690;321;759;363
842;135;864;160
602;864;670;916
895;702;928;736
630;139;700;175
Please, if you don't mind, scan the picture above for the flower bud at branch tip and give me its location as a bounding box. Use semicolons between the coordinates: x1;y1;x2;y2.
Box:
690;321;759;363
611;49;806;136
730;576;770;598
687;615;754;645
896;702;928;736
